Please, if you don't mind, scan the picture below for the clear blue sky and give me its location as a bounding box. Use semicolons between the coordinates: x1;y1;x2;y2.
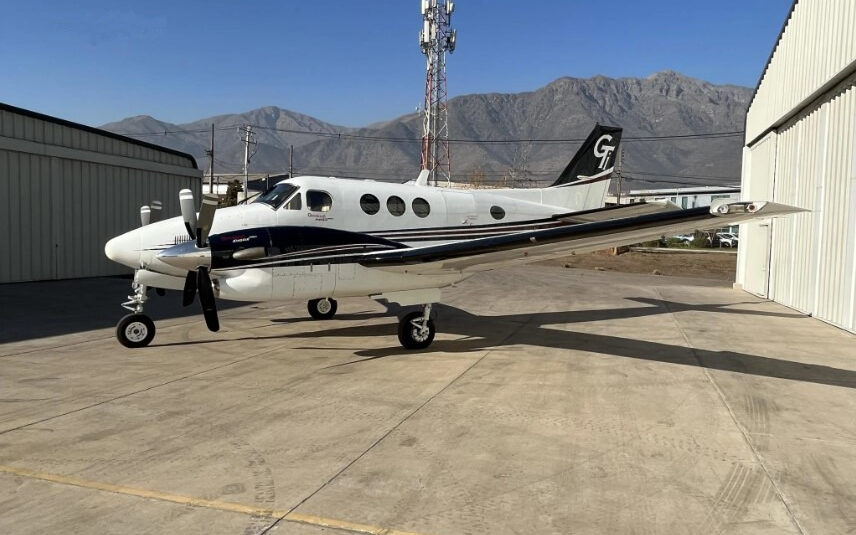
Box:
1;0;793;128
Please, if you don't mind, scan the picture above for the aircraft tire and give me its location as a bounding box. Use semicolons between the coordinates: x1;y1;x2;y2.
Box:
116;313;156;348
398;311;435;350
308;298;337;319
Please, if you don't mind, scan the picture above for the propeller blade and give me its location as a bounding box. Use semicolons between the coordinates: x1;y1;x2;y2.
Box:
140;205;151;227
150;200;162;223
179;189;197;240
182;271;196;307
197;267;220;332
196;194;219;248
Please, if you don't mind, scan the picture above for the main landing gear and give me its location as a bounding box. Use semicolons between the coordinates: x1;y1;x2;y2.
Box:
116;280;156;348
306;299;437;350
307;298;338;319
398;303;436;350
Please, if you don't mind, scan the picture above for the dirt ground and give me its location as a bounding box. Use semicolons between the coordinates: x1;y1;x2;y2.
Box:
542;249;738;281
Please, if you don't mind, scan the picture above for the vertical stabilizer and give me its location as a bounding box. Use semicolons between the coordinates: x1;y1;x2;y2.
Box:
550;124;623;187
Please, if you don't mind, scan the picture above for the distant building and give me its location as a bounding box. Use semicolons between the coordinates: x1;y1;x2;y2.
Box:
606;185;740;209
736;0;856;333
0;103;202;283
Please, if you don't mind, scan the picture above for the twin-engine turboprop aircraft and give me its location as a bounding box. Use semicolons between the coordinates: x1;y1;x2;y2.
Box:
105;124;802;349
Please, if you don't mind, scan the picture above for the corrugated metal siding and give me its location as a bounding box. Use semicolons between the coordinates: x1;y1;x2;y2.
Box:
754;82;856;333
0;108;191;169
746;0;856;141
814;85;856;329
0;108;201;283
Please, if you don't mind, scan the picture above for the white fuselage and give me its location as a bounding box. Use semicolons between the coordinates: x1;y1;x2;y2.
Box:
106;175;610;303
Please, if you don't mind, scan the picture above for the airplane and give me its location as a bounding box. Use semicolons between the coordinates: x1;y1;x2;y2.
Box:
104;124;802;349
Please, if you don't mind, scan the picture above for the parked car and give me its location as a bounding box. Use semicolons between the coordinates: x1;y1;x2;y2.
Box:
716;232;739;247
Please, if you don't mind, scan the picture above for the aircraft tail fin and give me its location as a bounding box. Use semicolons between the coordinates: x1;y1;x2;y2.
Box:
550;124;623;188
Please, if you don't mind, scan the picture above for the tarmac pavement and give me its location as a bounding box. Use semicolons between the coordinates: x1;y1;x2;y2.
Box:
0;265;854;534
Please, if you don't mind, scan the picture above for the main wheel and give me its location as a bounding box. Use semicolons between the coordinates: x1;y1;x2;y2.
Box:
307;298;337;320
116;314;156;348
398;311;436;350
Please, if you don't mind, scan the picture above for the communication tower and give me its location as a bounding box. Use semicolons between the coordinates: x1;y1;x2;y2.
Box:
419;0;456;186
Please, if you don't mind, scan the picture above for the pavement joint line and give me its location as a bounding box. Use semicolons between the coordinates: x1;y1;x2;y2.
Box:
257;318;530;535
0;464;427;535
653;288;808;535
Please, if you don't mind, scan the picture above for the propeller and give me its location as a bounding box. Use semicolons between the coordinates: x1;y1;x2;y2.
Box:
139;200;162;227
172;189;221;332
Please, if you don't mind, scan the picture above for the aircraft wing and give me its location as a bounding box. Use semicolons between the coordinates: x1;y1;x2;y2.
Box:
555;200;681;223
359;201;804;275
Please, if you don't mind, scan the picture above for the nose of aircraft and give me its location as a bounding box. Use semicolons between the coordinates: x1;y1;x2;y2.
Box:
104;230;142;269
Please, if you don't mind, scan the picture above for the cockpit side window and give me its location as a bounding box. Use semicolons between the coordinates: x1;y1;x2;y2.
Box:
254;183;298;209
284;192;302;210
307;190;333;212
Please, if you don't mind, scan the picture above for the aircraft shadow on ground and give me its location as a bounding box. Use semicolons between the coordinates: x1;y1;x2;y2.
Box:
0;278;244;344
290;300;856;390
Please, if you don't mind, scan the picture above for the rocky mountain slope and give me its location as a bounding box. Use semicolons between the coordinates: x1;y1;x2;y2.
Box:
101;71;751;189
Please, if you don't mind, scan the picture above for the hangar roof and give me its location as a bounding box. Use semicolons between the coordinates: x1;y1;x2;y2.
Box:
0;101;198;169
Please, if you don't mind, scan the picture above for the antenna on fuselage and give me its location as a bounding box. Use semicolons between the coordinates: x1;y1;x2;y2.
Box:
414;169;430;186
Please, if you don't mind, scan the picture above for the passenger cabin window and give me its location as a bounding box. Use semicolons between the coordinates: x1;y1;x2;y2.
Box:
284;192;302;210
387;196;406;216
307;190;333;212
254;183;298;209
490;205;505;220
412;198;430;218
360;194;380;215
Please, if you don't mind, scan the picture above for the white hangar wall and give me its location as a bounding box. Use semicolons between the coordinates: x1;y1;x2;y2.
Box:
737;0;856;333
0;103;203;283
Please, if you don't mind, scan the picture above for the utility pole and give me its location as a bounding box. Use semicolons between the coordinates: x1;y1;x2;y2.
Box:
206;124;214;194
289;145;294;178
419;0;457;187
241;124;256;203
616;147;625;204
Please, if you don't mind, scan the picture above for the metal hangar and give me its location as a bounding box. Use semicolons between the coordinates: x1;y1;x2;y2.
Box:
737;0;856;333
0;103;202;283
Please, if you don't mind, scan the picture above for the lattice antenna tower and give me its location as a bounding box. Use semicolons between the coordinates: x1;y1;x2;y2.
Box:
419;0;456;186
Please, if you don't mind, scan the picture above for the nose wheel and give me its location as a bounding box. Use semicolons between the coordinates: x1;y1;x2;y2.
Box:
398;304;435;350
308;298;338;319
116;313;156;348
115;276;156;348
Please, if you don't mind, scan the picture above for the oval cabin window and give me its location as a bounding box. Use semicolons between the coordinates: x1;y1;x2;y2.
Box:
490;205;506;220
387;196;406;216
412;198;430;218
360;193;380;215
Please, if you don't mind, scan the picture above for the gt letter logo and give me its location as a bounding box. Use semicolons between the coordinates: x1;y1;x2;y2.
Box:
593;135;615;169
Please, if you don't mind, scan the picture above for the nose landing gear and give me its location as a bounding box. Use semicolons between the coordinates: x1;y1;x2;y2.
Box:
116;279;156;348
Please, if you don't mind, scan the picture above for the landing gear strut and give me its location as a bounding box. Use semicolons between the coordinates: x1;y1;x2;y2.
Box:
398;303;435;350
308;298;338;320
116;278;156;348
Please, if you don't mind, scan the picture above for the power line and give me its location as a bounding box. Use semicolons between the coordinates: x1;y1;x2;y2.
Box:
109;123;744;145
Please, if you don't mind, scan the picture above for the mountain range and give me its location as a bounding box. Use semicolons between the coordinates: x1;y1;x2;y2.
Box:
101;71;751;190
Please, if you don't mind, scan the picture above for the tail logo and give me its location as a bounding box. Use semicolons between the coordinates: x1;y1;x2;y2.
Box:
594;134;616;169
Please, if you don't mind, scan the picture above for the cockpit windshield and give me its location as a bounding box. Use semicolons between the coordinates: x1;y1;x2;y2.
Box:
254;183;299;209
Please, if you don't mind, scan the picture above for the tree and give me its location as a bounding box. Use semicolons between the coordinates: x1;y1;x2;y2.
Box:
222;179;243;207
